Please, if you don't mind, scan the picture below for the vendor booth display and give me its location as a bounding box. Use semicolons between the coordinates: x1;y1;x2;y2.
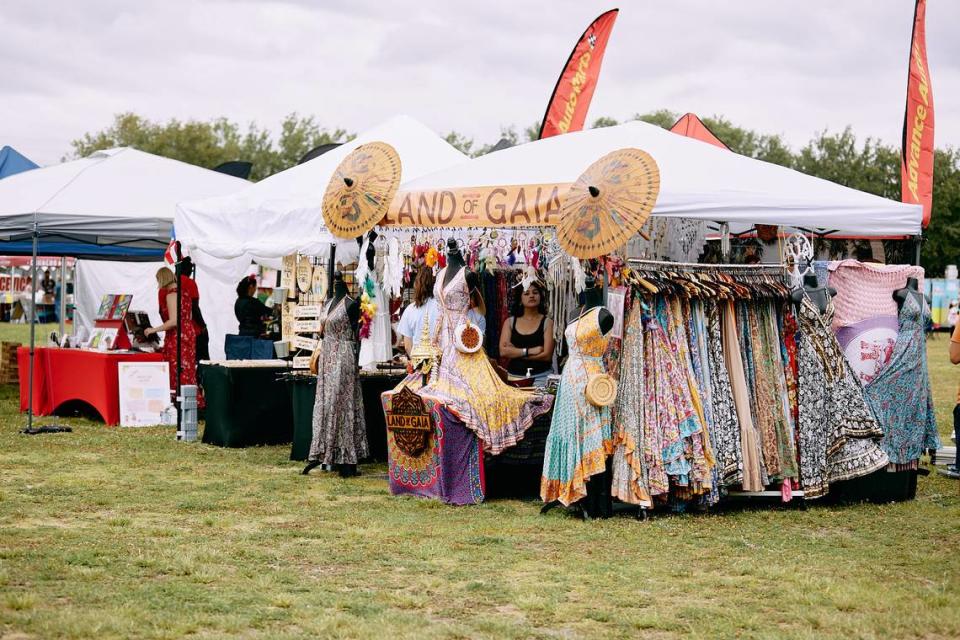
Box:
18;346;163;426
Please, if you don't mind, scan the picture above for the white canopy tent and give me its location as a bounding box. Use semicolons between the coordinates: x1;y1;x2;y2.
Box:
175;114;469;356
396;119;922;238
0;147;250;363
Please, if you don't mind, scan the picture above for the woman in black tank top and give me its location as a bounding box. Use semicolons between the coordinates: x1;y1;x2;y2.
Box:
499;282;555;383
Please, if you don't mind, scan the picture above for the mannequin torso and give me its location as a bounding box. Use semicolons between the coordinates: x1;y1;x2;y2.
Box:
893;277;929;310
791;273;836;314
580;279;614;335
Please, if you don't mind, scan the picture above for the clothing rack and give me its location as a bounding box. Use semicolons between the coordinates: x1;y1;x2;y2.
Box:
627;258;786;271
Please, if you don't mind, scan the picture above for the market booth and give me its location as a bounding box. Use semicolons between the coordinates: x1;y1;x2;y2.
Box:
175;115;469;452
0;147;248;426
316;117;932;512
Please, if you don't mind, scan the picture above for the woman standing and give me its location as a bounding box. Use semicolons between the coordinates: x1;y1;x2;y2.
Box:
499;282;554;385
234;275;272;338
144;267;203;407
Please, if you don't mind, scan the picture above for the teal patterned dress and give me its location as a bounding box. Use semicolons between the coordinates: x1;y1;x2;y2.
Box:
541;307;613;506
863;293;940;466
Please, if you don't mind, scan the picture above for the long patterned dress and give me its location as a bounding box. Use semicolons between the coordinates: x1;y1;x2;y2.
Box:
705;300;743;486
795;295;888;498
309;298;368;465
419;267;552;454
541;306;613;505
611;304;652;506
863;293;939;467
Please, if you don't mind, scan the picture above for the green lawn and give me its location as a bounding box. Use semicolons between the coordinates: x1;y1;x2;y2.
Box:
1;325;958;639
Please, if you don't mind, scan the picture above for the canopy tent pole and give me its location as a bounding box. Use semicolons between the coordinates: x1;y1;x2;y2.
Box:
27;223;37;432
58;256;66;339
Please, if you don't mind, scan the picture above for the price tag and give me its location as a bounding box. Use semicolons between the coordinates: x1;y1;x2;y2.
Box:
293;320;322;333
294;336;319;352
292;356;313;370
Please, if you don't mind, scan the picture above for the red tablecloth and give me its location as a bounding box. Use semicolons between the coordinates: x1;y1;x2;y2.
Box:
18;347;164;426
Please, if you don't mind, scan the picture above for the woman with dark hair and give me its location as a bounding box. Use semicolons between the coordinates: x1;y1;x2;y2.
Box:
234;275;271;338
398;266;485;357
499;281;554;384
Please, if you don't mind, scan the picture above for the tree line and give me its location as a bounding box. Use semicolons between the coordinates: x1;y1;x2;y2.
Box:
70;110;959;275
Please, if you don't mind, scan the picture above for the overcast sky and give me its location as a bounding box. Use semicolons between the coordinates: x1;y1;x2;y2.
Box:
2;0;957;166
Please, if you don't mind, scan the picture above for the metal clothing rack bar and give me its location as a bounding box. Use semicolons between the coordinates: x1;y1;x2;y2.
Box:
627;258;786;270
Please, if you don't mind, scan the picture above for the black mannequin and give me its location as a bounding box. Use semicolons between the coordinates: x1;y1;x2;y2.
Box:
443;237;480;293
303;270;361;478
325;271;360;332
791;272;836;315
580;276;614;335
364;230;378;272
893;277;929;309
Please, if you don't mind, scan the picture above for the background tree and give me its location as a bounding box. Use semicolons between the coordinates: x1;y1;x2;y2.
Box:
69;113;349;181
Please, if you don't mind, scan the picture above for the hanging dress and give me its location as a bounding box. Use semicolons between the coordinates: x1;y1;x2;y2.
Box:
309;298;368;466
541;306;614;505
704;300;743;486
795;295;888;498
611;303;652;506
419;266;552;454
863;293;939;467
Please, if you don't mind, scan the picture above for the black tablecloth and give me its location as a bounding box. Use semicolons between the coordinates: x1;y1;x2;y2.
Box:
200;364;293;448
285;371;405;462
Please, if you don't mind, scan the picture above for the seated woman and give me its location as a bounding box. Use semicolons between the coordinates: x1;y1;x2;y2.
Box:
234;275;272;338
499;281;555;385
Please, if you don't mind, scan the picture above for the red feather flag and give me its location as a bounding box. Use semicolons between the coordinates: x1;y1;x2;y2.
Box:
901;0;934;227
538;9;619;140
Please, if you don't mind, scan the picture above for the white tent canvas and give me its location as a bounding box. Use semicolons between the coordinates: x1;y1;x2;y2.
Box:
175;114;468;261
396;119;922;238
0;147;249;252
174;115;468;358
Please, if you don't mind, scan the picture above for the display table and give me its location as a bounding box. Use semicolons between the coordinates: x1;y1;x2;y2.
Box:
199;360;293;448
17;346;163;426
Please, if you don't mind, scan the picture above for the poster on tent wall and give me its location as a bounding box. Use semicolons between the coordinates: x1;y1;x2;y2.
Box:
901;0;934;227
118;362;172;427
0;275;29;293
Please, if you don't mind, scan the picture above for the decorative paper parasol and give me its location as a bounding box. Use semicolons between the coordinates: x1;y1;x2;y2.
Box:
322;142;402;239
557;148;660;259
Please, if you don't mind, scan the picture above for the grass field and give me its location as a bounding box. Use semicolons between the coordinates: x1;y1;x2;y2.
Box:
1;325;958;639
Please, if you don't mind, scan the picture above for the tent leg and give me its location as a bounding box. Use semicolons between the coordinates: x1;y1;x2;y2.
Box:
27;225;37;433
913;235;922;267
58;256;66;339
327;244;336;300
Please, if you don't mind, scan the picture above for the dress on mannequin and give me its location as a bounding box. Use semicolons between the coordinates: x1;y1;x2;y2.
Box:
418;265;552;454
307;275;367;473
541;306;617;506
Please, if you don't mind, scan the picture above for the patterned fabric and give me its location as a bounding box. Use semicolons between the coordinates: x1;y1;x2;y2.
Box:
159;283;204;409
420;267;552;455
309;298;369;465
705;300;743;485
611;303;652;506
382;389;485;505
722;299;764;491
795;295;888;499
541;307;614;506
863;294;940;465
835;316;899;385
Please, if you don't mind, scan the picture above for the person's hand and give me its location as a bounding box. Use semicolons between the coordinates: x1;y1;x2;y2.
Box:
529;347;544;356
144;327;155;337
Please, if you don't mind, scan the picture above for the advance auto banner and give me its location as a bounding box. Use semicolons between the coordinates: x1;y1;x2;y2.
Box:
901;0;934;227
380;184;572;228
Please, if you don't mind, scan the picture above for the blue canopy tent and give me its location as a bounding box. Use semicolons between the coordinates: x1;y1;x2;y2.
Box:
0;146;39;180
